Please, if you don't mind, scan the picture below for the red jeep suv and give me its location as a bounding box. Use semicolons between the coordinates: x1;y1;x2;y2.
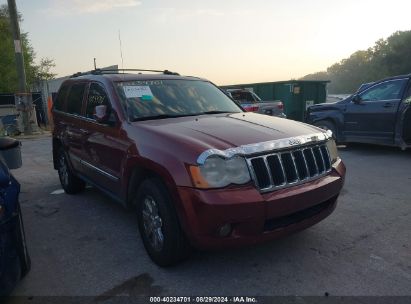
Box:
52;69;346;266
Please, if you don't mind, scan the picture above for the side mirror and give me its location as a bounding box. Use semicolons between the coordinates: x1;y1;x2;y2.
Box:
94;105;108;123
352;94;362;104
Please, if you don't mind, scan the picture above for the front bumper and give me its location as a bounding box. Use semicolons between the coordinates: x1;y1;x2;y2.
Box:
176;159;345;250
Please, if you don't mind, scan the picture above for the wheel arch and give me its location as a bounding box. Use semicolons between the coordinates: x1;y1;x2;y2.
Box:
314;118;340;139
125;160;181;211
125;160;193;237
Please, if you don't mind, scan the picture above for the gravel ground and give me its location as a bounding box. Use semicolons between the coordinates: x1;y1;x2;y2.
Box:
8;136;411;297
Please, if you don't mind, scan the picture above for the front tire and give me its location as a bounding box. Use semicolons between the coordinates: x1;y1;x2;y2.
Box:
314;120;338;142
135;178;190;266
57;149;85;194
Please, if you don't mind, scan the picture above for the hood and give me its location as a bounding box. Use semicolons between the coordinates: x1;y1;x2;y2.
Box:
134;112;323;153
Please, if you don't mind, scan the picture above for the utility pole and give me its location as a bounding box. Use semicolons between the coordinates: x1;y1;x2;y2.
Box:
7;0;32;135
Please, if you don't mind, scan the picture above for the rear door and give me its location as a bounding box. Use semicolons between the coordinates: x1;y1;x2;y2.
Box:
63;82;88;172
343;79;407;143
81;82;129;197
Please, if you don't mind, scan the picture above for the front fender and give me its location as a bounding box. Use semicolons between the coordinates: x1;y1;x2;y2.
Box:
123;153;194;237
307;106;344;127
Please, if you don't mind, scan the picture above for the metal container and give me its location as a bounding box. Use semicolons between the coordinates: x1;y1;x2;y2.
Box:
222;80;329;122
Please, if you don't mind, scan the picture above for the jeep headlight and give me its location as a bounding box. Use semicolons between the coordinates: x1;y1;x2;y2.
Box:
326;139;338;164
190;156;251;188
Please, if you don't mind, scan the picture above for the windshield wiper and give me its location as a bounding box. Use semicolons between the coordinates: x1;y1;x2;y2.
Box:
131;111;237;121
198;111;237;115
131;113;198;122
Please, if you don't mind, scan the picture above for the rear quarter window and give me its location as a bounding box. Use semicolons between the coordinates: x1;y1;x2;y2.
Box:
66;83;86;115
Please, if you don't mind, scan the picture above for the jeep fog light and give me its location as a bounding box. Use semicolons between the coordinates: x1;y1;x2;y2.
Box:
326;139;338;164
218;223;232;237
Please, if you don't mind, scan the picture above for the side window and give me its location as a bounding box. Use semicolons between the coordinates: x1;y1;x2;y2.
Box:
54;84;69;111
66;83;86;115
231;91;255;103
404;82;411;104
86;83;110;119
360;79;407;102
251;92;261;102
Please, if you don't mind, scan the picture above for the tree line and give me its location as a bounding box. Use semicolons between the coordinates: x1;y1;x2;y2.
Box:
300;30;411;94
0;4;55;93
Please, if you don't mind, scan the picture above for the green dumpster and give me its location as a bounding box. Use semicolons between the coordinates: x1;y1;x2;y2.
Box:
222;80;329;122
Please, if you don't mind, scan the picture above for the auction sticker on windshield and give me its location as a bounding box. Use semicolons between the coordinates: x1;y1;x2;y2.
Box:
123;85;153;98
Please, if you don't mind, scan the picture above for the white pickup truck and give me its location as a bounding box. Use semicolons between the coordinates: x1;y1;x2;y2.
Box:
225;89;286;118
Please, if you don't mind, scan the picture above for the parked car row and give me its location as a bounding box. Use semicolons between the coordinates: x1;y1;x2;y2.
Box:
306;74;411;149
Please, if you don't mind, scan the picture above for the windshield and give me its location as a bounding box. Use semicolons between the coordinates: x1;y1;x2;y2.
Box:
230;90;261;103
115;79;242;121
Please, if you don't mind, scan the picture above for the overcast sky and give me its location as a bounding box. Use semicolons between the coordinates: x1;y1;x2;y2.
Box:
4;0;411;85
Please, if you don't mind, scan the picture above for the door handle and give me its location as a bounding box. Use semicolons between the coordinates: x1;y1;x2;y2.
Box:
80;129;90;135
383;103;393;108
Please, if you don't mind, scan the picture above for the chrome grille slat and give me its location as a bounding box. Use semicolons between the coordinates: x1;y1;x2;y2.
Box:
277;155;287;186
290;153;300;181
266;155;286;186
262;156;274;186
310;148;319;175
299;149;310;179
312;146;326;173
248;143;332;193
320;145;332;171
318;147;326;170
281;153;299;183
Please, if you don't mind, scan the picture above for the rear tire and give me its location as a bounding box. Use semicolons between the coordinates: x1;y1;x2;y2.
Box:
57;149;85;194
135;178;190;267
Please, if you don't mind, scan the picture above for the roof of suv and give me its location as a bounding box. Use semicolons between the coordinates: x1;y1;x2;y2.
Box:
68;71;207;83
378;73;411;82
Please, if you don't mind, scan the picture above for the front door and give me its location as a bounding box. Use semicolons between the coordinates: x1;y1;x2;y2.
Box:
81;82;129;197
343;79;408;143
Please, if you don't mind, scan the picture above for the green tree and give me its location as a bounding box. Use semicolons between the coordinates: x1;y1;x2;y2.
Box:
0;4;55;93
300;30;411;93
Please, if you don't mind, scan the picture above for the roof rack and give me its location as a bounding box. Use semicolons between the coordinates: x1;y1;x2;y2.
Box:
70;68;180;78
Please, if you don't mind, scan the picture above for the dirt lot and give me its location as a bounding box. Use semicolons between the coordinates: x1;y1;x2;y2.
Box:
9;136;411;297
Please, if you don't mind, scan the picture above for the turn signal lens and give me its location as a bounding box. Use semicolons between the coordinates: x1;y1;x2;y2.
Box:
189;166;210;189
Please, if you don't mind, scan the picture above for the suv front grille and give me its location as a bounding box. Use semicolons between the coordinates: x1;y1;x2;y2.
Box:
247;143;332;192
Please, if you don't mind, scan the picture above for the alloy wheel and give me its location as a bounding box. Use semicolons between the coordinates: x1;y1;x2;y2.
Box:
58;154;69;187
141;195;164;252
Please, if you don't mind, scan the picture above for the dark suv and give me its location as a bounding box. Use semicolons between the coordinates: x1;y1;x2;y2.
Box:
52;69;345;266
306;74;411;149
